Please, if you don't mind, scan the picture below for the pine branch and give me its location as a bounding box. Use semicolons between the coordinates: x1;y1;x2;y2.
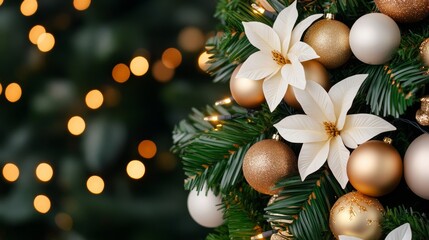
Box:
206;225;230;240
264;169;350;240
383;206;429;240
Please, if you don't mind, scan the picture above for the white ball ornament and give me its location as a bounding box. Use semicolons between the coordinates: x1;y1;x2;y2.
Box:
187;186;224;228
349;13;401;65
404;133;429;200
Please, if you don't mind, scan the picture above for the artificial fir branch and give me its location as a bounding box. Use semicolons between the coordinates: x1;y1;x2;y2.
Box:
383;206;429;240
206;225;230;240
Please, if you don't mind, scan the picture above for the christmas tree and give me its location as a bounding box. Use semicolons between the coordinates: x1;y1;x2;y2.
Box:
172;0;429;239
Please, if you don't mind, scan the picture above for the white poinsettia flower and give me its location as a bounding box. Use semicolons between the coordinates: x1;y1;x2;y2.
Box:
339;223;412;240
273;74;396;188
236;1;322;112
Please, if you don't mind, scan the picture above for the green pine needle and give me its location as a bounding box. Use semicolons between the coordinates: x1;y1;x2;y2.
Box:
383;206;429;240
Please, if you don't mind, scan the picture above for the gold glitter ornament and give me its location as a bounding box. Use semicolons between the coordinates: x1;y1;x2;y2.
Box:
230;64;265;108
419;38;429;67
242;138;297;195
284;60;330;110
416;96;429;126
347;138;403;197
375;0;429;23
303;15;351;69
329;191;384;240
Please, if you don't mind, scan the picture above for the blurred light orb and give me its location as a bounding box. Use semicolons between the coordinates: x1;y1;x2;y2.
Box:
2;163;19;182
29;25;46;44
178;27;205;52
126;160;146;180
37;33;55;52
130;56;149;76
112;63;130;83
36;163;53;182
162;48;182;69
0;83;2;95
34;195;51;214
0;0;3;6
198;51;213;72
73;0;91;11
86;175;104;194
152;60;174;82
55;213;73;231
85;89;104;109
68;116;86;136
20;0;38;16
5;83;22;103
138;140;157;159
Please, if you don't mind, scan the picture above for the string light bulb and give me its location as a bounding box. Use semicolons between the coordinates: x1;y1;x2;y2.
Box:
251;3;265;14
215;97;233;106
251;230;278;240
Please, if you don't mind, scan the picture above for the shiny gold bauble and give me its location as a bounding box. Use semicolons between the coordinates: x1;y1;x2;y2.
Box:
404;133;429;200
329;191;384;240
420;38;429;67
230;64;265;108
284;60;330;109
375;0;429;23
416;96;429;126
347;139;402;197
242;139;297;195
303;18;351;69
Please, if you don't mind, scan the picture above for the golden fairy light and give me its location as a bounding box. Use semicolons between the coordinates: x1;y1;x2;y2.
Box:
86;175;104;194
0;0;3;6
73;0;91;11
5;83;22;103
67;116;86;136
36;162;53;182
20;0;38;17
0;83;2;95
85;89;104;109
152;60;174;82
178;27;205;52
112;63;131;83
138;140;157;159
55;213;73;231
161;48;182;69
37;33;55;52
130;56;149;76
198;51;213;72
126;160;146;180
2;163;19;182
29;25;46;44
33;195;51;214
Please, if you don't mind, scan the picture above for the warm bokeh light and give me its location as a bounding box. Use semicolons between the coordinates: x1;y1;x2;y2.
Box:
152;60;174;82
37;33;55;52
85;89;104;109
198;51;213;72
126;160;146;180
20;0;38;16
33;195;51;214
5;83;22;103
36;163;53;182
112;63;131;83
0;0;3;6
55;213;73;231
86;175;104;194
29;25;46;44
161;48;182;69
0;83;2;95
67;116;86;136
73;0;91;11
178;27;206;52
130;56;149;76
2;163;19;182
138;140;157;159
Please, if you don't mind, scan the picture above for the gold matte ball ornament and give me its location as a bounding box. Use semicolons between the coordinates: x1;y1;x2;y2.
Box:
242;138;297;195
420;38;429;67
375;0;429;23
303;17;352;69
230;64;265;108
347;138;402;197
329;191;384;240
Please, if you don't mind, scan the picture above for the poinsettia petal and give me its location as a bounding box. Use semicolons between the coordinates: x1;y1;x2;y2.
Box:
294;81;336;123
274;115;328;143
327;136;350;189
273;0;297;54
263;69;285;112
338;236;362;240
328;74;367;130
237;51;279;80
243;21;281;53
288;41;320;62
290;14;323;46
284;55;306;90
298;140;330;181
385;223;412;240
341;114;396;149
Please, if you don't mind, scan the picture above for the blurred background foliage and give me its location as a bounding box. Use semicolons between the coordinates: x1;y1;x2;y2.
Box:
0;0;228;239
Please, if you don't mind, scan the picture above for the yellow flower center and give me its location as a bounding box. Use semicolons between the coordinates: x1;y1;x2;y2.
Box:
271;50;288;66
323;121;340;138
